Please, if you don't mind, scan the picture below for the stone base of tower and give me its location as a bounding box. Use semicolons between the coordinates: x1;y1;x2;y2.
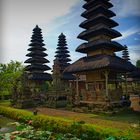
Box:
11;72;50;109
45;89;71;108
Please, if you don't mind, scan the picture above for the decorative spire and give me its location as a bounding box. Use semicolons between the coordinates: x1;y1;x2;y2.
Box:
76;0;125;55
24;25;52;81
55;33;71;72
53;33;75;80
122;45;130;61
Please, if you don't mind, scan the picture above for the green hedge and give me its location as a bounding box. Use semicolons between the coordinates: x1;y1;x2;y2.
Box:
0;106;139;140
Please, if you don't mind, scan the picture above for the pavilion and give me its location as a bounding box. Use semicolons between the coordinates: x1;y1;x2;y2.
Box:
64;0;135;111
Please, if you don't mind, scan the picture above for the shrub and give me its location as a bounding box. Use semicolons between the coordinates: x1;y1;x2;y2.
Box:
0;106;139;140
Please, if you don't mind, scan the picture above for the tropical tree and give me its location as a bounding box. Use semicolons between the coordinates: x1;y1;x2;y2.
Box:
136;60;140;68
0;61;24;100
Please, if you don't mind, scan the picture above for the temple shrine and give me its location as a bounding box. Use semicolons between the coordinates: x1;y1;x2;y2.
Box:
64;0;135;111
54;33;75;83
23;25;52;107
45;33;75;108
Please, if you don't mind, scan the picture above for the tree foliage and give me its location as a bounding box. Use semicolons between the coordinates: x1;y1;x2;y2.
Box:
0;61;24;99
136;60;140;68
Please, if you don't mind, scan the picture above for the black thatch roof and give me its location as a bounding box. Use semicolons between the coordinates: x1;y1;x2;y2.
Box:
76;40;124;53
64;54;135;73
81;6;115;18
26;51;48;57
80;15;118;29
25;64;51;71
29;42;45;46
25;58;50;64
78;27;122;41
28;46;46;51
28;72;52;81
83;0;112;10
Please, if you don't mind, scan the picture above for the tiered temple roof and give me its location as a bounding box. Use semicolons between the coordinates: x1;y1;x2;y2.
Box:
65;0;135;73
25;25;52;80
122;45;130;61
54;33;75;80
55;33;71;71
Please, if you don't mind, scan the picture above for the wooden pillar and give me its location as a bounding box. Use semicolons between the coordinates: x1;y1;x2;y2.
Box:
104;70;109;98
125;73;128;95
85;82;88;90
69;81;72;88
76;74;79;97
75;74;80;104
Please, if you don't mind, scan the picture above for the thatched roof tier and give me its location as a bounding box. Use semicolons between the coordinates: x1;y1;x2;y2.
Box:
28;46;46;51
33;25;41;32
58;58;71;63
76;41;124;53
55;50;69;53
29;42;45;46
57;46;68;50
80;15;118;29
30;38;44;43
57;42;67;46
83;0;112;10
28;72;52;81
81;6;115;18
25;64;51;71
64;54;135;73
25;58;50;64
31;36;43;41
78;27;122;41
55;53;70;58
84;0;110;2
26;51;48;57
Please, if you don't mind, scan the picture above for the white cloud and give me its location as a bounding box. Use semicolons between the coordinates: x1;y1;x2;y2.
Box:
130;51;140;64
111;0;140;17
127;45;140;64
0;0;79;63
114;26;140;41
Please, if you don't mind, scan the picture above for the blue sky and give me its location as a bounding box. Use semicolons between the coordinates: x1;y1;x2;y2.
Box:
1;0;140;68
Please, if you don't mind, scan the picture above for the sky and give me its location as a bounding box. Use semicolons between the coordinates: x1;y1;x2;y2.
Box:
0;0;140;69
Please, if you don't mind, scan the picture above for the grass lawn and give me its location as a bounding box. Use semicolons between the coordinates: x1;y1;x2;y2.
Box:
36;107;140;131
0;100;11;106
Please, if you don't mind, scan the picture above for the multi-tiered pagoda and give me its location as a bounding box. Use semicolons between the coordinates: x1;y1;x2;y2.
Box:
25;25;52;81
122;45;130;61
54;33;75;81
65;0;135;110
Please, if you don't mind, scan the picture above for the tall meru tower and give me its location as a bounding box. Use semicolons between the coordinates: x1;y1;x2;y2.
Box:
25;25;52;81
65;0;135;110
54;33;75;81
